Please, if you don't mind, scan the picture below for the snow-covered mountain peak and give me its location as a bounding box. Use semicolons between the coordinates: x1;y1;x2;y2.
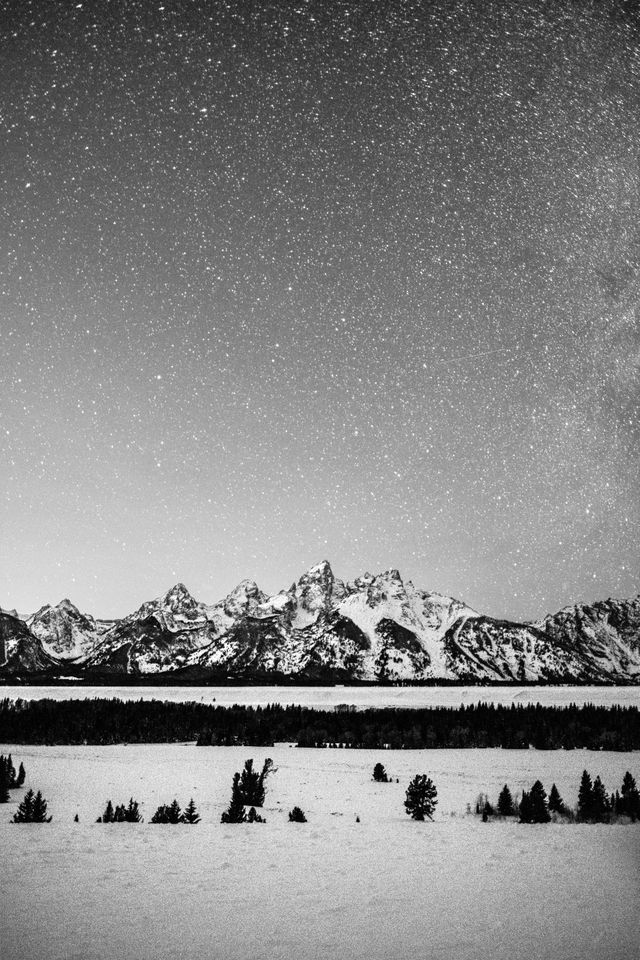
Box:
28;597;98;661
221;579;268;617
161;582;199;610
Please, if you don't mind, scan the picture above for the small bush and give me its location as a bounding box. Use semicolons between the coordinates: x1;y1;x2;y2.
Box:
288;806;307;823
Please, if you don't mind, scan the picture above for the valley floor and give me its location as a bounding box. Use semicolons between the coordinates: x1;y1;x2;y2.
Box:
2;744;639;960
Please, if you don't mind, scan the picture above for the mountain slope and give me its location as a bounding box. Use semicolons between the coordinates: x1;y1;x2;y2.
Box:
2;565;639;682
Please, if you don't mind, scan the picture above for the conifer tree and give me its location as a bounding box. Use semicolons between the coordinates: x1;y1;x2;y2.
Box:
13;788;51;822
125;798;142;823
16;762;25;788
101;800;115;823
592;776;610;823
0;765;10;804
150;804;170;824
182;798;200;824
246;806;265;823
620;772;640;822
404;775;438;821
528;780;550;823
288;806;307;822
577;770;594;822
238;758;276;806
114;804;126;822
519;789;532;823
373;763;389;783
13;788;35;822
548;783;566;816
32;791;52;823
221;772;246;823
167;799;182;824
497;784;514;817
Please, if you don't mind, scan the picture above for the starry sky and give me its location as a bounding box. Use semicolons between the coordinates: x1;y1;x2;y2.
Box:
1;0;639;620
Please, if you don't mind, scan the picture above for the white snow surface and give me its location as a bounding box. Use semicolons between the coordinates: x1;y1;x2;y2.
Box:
2;683;640;708
1;742;639;960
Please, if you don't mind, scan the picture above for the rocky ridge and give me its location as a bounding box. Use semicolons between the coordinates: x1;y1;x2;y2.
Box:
1;562;639;682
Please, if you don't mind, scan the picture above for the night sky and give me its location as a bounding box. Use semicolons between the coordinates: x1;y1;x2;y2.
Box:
2;0;639;619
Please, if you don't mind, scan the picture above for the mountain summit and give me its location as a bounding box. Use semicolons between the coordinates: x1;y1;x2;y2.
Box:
1;566;639;682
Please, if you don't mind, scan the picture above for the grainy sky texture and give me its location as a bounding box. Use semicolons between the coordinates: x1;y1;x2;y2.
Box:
1;0;639;619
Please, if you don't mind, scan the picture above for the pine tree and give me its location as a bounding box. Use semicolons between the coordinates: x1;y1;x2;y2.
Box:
114;804;126;822
577;770;594;822
16;762;25;788
497;784;514;816
238;758;276;807
182;798;201;824
404;775;438;821
529;780;550;823
6;754;16;787
125;798;142;823
372;763;389;783
100;800;115;823
167;799;182;824
288;806;307;822
32;791;52;823
150;804;170;824
221;772;246;823
13;788;51;822
592;776;610;823
548;783;566;816
620;772;640;822
246;806;265;823
519;789;532;823
0;764;10;804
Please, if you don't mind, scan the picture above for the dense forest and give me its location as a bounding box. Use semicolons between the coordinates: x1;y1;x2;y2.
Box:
1;697;639;749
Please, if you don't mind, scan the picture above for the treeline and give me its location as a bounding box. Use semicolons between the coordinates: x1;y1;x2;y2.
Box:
1;697;640;749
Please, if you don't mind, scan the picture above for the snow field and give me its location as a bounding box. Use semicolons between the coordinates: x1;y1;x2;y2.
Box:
3;682;640;708
1;743;639;960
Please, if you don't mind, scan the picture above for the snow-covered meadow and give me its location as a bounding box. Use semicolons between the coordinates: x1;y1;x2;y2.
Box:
3;683;640;708
2;742;639;960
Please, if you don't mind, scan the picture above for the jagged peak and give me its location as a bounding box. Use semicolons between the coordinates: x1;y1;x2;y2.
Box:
162;582;196;603
228;578;263;598
299;560;334;581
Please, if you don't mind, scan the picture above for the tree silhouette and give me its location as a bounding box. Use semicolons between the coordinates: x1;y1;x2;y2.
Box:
592;776;610;823
372;763;389;783
13;788;51;822
497;784;515;817
0;765;10;804
620;771;640;821
288;806;307;822
577;770;594;822
238;758;276;806
182;798;200;824
404;774;438;821
548;783;567;816
221;772;246;823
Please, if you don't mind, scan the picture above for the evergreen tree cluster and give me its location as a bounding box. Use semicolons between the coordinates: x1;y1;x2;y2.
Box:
477;769;639;825
288;806;307;822
150;798;200;824
12;788;51;822
97;798;142;823
0;753;25;801
519;781;551;823
577;769;640;823
3;697;640;749
220;759;274;823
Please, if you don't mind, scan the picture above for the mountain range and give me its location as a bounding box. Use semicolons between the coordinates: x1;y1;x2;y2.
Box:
1;561;639;683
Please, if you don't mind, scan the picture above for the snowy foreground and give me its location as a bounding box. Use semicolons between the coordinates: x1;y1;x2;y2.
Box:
3;682;640;709
2;743;639;960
